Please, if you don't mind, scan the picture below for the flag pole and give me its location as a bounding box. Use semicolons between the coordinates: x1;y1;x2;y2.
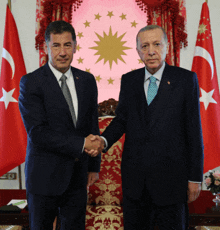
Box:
8;0;11;10
7;0;23;190
18;165;22;190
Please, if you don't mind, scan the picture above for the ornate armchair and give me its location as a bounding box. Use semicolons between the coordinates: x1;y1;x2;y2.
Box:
85;98;125;230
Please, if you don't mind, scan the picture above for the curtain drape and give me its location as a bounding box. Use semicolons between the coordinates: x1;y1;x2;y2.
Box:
136;0;187;66
36;0;187;67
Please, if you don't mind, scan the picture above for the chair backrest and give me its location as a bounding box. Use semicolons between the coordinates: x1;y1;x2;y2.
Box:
88;99;125;205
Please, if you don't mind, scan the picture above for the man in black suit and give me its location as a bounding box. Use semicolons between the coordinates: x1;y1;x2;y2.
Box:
90;25;204;229
19;21;103;229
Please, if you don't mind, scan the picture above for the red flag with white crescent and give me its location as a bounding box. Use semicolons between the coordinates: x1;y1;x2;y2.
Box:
0;5;27;176
191;2;220;174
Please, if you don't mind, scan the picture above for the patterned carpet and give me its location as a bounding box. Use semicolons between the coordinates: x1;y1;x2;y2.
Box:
0;226;220;230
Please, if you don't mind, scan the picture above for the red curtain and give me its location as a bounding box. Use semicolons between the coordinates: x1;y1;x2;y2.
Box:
35;0;83;66
136;0;187;66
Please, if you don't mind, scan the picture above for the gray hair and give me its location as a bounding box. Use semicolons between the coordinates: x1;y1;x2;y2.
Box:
136;25;168;46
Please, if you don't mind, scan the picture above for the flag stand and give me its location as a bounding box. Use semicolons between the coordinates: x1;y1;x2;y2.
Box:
18;164;22;190
7;0;23;190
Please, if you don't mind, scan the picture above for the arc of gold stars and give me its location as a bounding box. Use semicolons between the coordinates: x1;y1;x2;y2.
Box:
95;75;102;82
120;13;127;20
77;32;84;39
77;57;84;64
131;20;138;28
107;11;114;18
84;20;91;28
108;77;114;84
76;44;82;52
95;13;102;20
138;59;143;64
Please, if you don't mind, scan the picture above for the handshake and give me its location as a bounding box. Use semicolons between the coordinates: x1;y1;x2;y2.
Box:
84;134;105;157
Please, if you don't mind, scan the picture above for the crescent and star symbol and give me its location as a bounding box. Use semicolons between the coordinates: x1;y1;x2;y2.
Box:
0;48;18;109
199;88;217;110
194;46;217;110
194;46;214;79
0;88;18;109
2;48;15;79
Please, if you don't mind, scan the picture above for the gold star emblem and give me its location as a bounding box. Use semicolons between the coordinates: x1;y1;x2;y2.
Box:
95;75;102;82
85;68;91;73
77;32;84;39
77;57;84;64
131;20;138;28
89;26;131;69
198;23;207;35
95;13;102;20
76;44;82;52
120;13;127;20
83;20;91;28
107;11;114;18
108;77;114;84
138;59;143;64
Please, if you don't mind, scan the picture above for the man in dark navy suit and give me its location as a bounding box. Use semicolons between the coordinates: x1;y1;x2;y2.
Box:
19;21;103;229
91;25;204;229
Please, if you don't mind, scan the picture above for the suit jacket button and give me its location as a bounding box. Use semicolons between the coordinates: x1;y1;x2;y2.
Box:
75;158;79;162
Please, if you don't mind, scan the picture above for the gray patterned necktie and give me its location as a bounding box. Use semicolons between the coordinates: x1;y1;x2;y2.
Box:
60;74;76;126
147;76;158;105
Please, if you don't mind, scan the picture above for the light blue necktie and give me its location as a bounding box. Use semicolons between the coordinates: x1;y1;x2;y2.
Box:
147;76;158;105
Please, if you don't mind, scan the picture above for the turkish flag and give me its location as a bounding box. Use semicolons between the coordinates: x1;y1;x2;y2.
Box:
0;5;27;176
191;2;220;174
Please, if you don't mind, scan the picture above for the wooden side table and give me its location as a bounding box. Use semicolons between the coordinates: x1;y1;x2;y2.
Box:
0;189;29;229
188;190;220;229
0;189;220;229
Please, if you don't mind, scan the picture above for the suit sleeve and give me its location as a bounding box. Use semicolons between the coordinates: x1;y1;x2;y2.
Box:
19;74;85;159
102;74;128;150
185;72;204;182
87;76;101;172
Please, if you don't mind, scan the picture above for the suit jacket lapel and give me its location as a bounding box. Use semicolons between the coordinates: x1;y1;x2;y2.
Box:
132;68;149;127
148;63;174;127
43;63;67;105
135;68;146;103
43;63;77;128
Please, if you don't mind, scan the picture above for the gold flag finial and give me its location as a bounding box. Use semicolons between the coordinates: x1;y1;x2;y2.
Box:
8;0;11;10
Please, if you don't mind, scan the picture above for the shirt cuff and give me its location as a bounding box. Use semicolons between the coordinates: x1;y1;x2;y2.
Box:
188;181;202;183
100;136;108;149
82;138;85;152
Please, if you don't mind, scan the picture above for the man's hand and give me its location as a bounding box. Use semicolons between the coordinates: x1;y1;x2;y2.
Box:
84;134;104;157
87;172;99;191
187;182;201;203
